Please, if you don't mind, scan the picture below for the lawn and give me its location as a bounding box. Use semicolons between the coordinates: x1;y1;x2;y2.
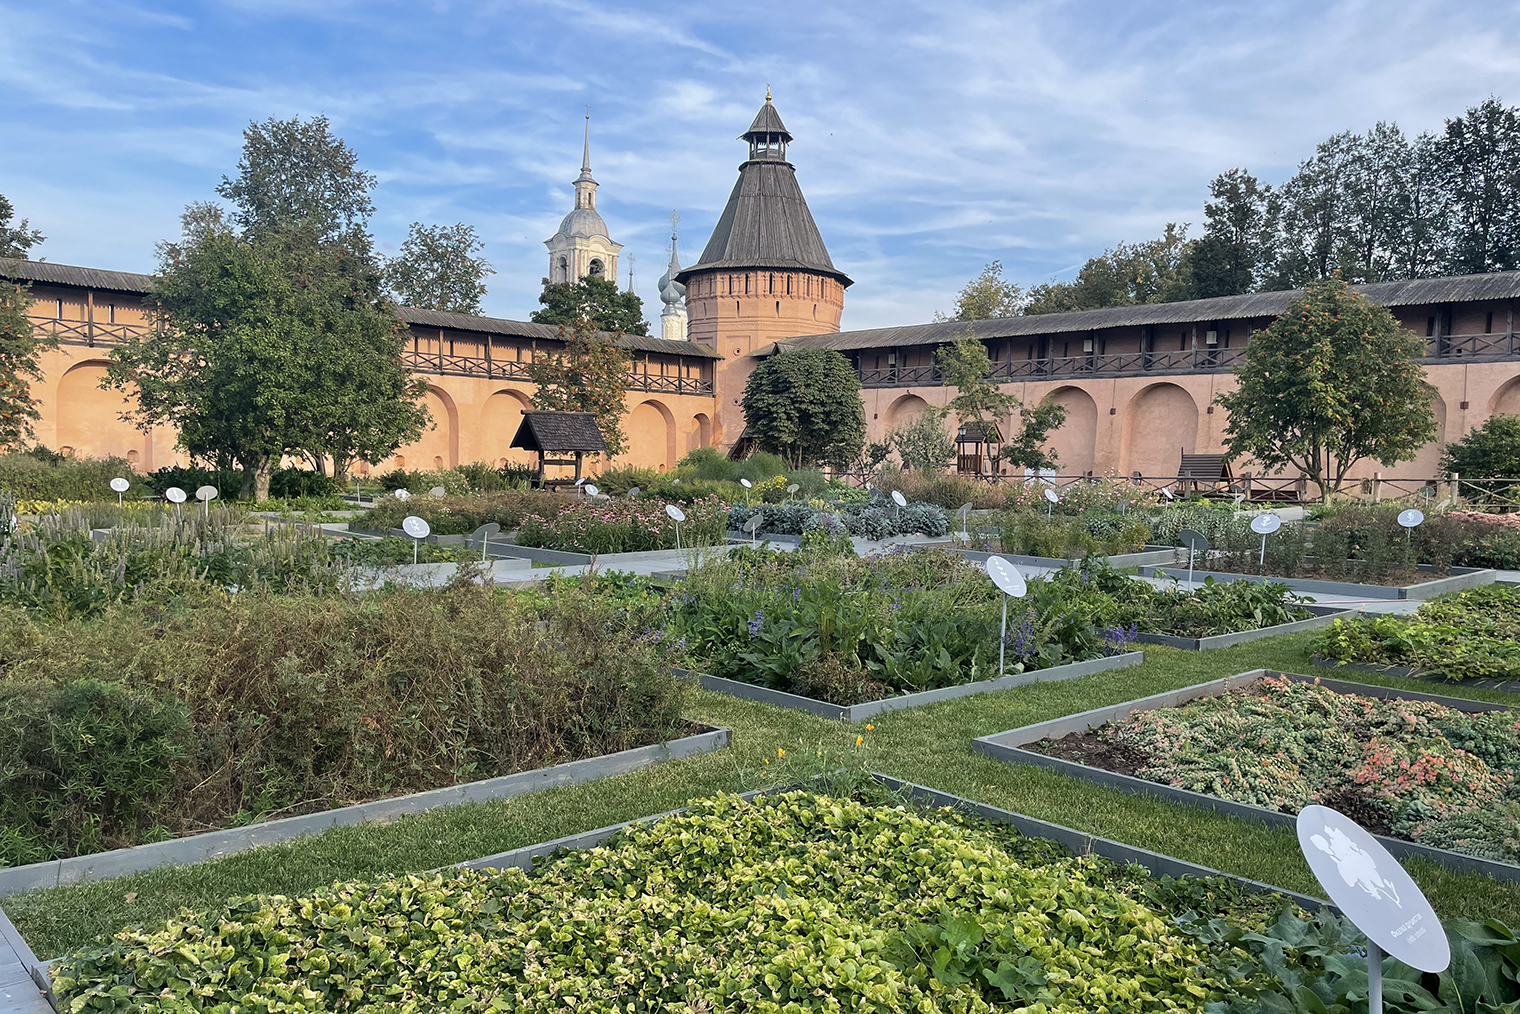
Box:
9;628;1520;960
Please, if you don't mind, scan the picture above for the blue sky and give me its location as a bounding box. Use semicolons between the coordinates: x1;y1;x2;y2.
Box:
3;1;1520;330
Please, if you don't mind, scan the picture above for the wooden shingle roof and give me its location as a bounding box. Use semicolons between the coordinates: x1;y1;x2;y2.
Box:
0;258;153;293
509;411;609;453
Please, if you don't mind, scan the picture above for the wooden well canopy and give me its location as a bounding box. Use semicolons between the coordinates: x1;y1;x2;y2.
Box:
1177;453;1233;495
509;411;609;482
956;420;1004;476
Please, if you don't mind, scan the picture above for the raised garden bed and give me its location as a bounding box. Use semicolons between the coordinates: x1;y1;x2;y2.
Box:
0;726;728;899
1137;562;1496;599
1310;656;1520;695
1311;584;1520;684
956;546;1182;569
40;779;1343;1013
973;669;1520;882
682;651;1146;722
1136;602;1355;650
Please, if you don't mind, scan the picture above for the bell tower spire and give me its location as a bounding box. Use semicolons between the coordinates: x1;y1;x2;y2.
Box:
544;106;621;285
574;105;597;210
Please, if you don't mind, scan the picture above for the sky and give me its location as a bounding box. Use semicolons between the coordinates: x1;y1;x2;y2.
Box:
3;1;1520;332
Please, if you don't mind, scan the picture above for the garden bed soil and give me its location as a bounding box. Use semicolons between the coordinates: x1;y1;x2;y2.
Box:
974;670;1518;882
1137;562;1496;599
1310;655;1520;695
1134;603;1356;650
0;724;730;899
682;650;1146;722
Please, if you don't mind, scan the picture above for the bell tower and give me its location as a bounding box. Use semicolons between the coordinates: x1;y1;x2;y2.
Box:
544;108;623;285
677;90;851;448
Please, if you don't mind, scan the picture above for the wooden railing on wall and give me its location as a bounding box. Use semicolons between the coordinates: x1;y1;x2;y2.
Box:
28;316;715;397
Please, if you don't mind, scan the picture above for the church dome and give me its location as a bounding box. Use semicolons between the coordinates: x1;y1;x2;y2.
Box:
555;207;610;241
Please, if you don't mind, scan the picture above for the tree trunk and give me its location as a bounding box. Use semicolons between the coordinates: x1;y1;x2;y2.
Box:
239;459;257;501
255;460;272;502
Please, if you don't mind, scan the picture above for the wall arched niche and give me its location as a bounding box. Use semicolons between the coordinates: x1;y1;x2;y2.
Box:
1121;383;1199;477
626;400;675;470
479;389;535;468
57;361;141;463
1041;386;1098;476
886;394;929;429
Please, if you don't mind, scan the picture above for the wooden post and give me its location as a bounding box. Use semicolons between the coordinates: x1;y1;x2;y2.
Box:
1371;472;1381;504
484;335;493;377
86;290;95;345
1242;472;1253;501
1449;471;1460;506
574;451;584;482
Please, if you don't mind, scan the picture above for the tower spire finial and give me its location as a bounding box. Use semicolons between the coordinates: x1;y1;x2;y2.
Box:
765;84;771;103
581;104;592;174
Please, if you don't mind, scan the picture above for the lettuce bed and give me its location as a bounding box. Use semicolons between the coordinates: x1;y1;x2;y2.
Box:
1036;676;1520;863
55;791;1266;1012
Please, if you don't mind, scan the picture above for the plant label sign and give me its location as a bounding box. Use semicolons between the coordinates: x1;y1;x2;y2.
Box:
196;485;218;502
665;504;686;523
891;490;908;508
627;486;641;498
402;516;430;539
786;483;800;494
165;487;187;504
429;486;447;498
1043;488;1059;504
740;478;752;488
1297;804;1449;1010
110;477;130;493
574;477;586;486
394;489;410;501
584;484;599;497
1250;513;1282;536
1398;508;1425;529
985;555;1027;678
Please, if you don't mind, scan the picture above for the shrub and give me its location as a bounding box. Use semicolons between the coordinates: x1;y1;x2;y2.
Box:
0;452;148;502
0;581;691;864
727;497;949;540
142;463;241;499
52;792;1232;1012
996;511;1151;558
1450;510;1520;568
516;495;727;554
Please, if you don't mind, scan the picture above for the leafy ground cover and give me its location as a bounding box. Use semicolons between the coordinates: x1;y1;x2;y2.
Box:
996;509;1153;558
1313;583;1520;683
10;629;1520;963
49;789;1520;1014
0;581;690;865
331;535;473;565
671;548;1137;704
1035;674;1520;863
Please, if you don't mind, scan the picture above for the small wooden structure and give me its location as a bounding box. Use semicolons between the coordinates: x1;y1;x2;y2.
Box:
956;420;1003;476
509;411;608;484
1177;453;1233;496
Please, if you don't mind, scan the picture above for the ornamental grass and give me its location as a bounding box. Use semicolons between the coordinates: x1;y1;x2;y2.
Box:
0;581;690;866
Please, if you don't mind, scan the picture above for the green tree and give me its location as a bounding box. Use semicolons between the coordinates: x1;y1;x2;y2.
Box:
531;276;649;336
741;349;865;468
0;194;45;258
527;318;633;457
1440;415;1520;500
1024;225;1193;315
1214;276;1437;501
386;222;494;314
888;410;954;472
1188;169;1279;297
1436;97;1520;274
932;332;1066;470
110;118;430;499
0;193;50;448
217;115;376;243
937;261;1023;321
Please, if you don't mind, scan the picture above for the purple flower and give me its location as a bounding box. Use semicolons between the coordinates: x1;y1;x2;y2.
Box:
1103;622;1139;653
748;609;764;638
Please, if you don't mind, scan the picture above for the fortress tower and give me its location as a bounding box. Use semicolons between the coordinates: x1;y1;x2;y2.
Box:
677;91;851;448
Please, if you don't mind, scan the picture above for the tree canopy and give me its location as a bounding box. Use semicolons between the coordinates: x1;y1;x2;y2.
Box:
1214;276;1437;501
0;193;49;448
531;276;649;336
108;119;430;499
386;222;494;314
741;349;865;469
937;261;1024;321
526;318;633;457
929;335;1066;471
1440;414;1520;499
1001;96;1520;318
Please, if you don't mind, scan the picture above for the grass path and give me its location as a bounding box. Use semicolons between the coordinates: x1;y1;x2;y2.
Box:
9;632;1519;959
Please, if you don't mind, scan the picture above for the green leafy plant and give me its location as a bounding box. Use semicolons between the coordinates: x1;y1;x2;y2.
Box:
1312;583;1520;682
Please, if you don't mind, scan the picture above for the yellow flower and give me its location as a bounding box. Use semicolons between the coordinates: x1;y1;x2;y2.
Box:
855;735;864;746
776;748;785;758
865;724;875;731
